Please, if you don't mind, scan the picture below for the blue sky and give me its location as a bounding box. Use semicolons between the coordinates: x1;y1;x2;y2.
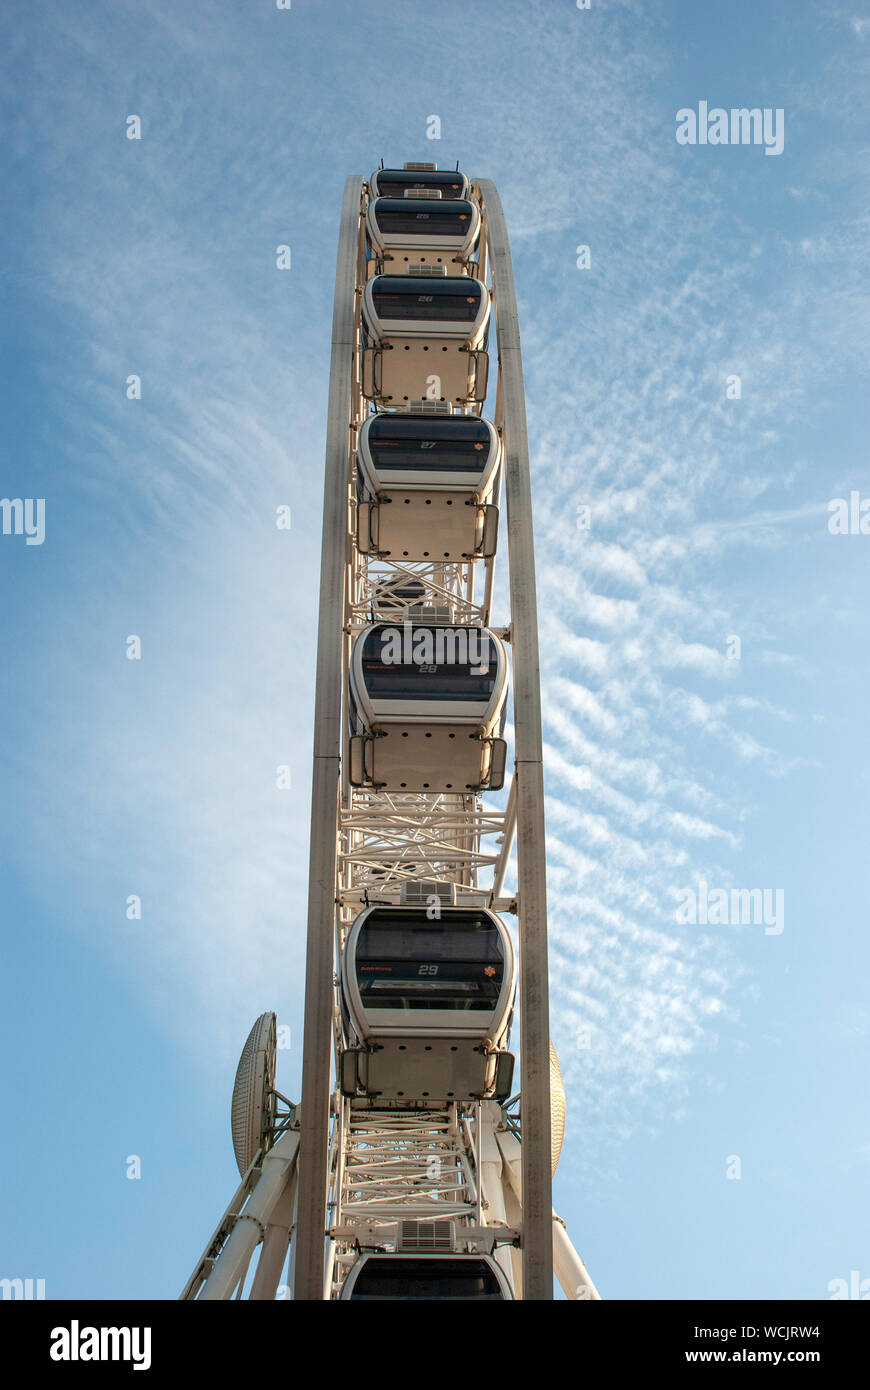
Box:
1;0;868;1300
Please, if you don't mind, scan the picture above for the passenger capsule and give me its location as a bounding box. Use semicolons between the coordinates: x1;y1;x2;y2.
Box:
340;904;515;1102
369;165;471;201
348;622;508;793
356;413;500;562
361;275;490;409
341;1253;513;1300
366;197;480;272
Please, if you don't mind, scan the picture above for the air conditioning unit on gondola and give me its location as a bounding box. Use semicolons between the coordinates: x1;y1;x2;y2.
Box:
397;1220;456;1254
402;398;454;415
399;879;457;908
403;603;454;623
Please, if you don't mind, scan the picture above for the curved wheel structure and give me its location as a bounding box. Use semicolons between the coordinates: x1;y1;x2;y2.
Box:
180;164;600;1303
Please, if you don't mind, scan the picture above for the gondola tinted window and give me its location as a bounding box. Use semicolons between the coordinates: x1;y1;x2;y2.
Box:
361;625;498;701
371;276;483;323
356;910;504;1011
374;171;466;200
367;416;491;472
372;198;474;237
347;1258;506;1300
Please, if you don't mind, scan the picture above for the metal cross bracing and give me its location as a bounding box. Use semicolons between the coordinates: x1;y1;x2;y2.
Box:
338;789;514;904
325;1102;520;1300
181;165;602;1302
349;556;496;631
334;1106;477;1230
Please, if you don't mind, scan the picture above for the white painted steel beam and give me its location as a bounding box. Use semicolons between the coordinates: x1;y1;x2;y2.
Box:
553;1214;602;1302
199;1131;300;1302
294;175;364;1300
477;179;554;1299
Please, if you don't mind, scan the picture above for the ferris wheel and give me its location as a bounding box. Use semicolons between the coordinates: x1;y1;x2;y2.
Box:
181;164;600;1302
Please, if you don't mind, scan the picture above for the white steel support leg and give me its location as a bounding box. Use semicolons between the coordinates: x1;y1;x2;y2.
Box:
478;179;553;1298
199;1131;300;1301
248;1175;297;1301
495;1123;600;1301
552;1214;602;1302
295;174;364;1300
323;1238;336;1301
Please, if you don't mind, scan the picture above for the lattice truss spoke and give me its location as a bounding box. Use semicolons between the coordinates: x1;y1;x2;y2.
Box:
349;558;488;630
326;1104;484;1295
337;1106;476;1220
338;789;507;901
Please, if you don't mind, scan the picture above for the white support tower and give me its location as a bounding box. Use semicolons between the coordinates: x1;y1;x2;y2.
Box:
181;165;599;1303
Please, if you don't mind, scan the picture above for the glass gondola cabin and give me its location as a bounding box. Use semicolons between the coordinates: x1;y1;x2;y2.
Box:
340;1253;513;1300
356;413;500;562
340;905;516;1102
369;165;471;201
348;622;508;793
366;197;480;273
361;276;490;409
